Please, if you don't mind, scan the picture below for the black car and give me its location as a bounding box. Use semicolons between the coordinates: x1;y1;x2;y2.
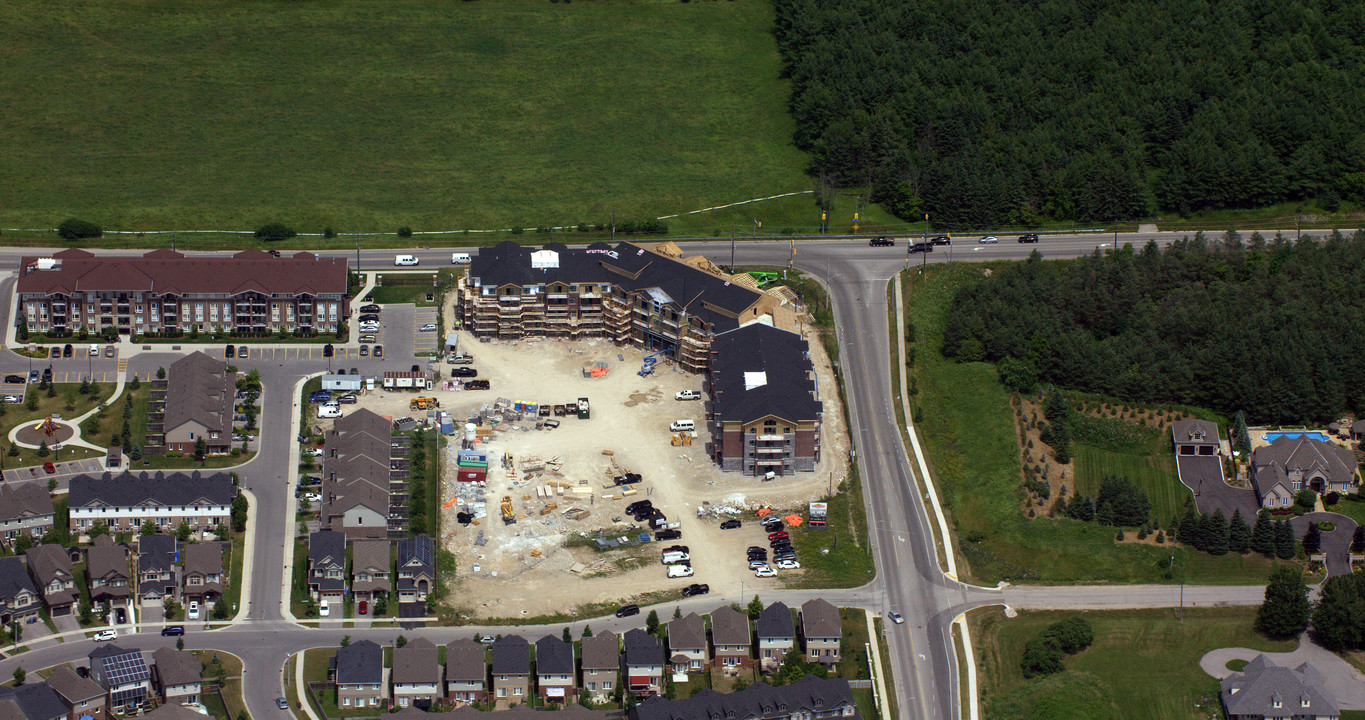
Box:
747;546;767;555
748;552;768;561
908;241;933;254
868;236;894;247
115;607;127;624
323;344;334;358
238;345;248;358
225;344;235;358
465;379;490;390
3;375;22;384
655;529;682;541
373;345;383;358
664;545;689;554
451;367;478;378
63;344;73;357
615;604;641;618
682;583;710;597
1017;233;1040;243
27;371;39;383
930;235;952;245
615;473;643;485
625;500;653;515
771;542;794;552
161;625;185;636
762;520;784;532
337;394;358;404
360;304;381;313
411;364;421;373
720;519;742;530
267;249;282;257
358;314;380;323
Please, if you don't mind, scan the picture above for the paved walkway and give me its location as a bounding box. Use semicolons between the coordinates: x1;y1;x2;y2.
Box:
1200;636;1365;709
6;369;127;452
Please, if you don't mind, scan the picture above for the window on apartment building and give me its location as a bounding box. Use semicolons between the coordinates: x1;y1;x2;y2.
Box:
602;681;612;689
513;688;522;696
497;689;506;698
341;698;351;707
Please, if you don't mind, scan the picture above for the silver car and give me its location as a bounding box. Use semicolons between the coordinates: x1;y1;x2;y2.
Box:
978;235;999;244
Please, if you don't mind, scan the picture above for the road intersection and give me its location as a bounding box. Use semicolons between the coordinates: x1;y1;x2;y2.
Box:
0;232;1295;719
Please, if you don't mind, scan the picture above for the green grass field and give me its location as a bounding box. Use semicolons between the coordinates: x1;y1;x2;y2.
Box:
1074;444;1190;524
905;265;1293;584
0;0;908;240
971;607;1296;720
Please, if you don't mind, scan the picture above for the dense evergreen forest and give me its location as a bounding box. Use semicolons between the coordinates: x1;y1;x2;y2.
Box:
772;0;1365;227
941;231;1365;424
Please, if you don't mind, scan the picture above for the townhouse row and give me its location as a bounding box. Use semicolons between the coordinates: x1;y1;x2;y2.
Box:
330;600;843;710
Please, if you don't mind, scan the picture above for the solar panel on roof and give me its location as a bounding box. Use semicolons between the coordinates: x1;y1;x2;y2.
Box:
102;652;148;687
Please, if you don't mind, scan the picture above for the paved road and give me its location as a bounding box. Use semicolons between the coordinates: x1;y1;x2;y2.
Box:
0;233;1294;720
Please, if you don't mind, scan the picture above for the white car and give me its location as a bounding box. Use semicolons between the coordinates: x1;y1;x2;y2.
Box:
889;611;905;624
358;323;381;332
89;344;100;356
187;601;200;620
303;493;321;503
319;600;331;617
666;564;694;578
754;566;778;578
776;559;801;570
978;236;999;244
419;323;437;332
675;390;702;401
93;629;118;642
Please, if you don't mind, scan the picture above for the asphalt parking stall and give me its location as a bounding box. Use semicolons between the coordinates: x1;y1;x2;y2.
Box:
3;457;106;487
413;306;439;353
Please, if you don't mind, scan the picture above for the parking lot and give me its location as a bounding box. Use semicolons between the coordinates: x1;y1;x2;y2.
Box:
344;326;849;619
3;457;107;488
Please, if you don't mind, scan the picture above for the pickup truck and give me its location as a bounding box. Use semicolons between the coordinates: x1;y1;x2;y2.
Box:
447;354;474;365
675;390;702;401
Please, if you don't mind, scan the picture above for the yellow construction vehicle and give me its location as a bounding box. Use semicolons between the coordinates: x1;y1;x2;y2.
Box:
501;496;515;525
410;397;439;410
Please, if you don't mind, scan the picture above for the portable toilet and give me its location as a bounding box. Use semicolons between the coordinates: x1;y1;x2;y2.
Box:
578;397;590;419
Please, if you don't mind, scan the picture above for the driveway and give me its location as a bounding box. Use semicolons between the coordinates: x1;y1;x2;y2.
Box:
1177;455;1259;520
52;612;81;635
1202;636;1365;709
1291;512;1358;576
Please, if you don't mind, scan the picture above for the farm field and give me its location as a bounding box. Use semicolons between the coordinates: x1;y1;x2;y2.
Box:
971;607;1297;720
0;0;906;238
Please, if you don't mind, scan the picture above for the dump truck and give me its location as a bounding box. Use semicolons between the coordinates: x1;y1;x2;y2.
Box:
410;397;440;410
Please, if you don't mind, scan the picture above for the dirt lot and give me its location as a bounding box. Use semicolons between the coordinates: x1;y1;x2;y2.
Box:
349;315;850;619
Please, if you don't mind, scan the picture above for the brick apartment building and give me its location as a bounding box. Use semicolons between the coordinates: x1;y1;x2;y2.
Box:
17;248;349;336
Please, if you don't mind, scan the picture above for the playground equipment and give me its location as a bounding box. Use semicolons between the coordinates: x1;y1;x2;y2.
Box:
37;417;59;437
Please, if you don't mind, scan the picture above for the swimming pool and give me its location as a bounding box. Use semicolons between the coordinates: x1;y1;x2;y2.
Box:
1263;431;1332;443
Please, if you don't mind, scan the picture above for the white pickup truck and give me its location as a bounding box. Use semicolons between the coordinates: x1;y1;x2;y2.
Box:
675;390;702;401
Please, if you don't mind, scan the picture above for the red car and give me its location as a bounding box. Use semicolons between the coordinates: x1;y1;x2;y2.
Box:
358;600;368;615
42;462;55;474
768;531;789;541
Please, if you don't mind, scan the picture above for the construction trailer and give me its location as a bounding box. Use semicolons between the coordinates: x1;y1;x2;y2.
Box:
383;371;429;390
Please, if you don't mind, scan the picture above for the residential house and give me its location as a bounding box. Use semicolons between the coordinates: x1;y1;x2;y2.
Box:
46;665;107;720
16;248;349;336
800;599;841;666
350;539;391;605
1172;419;1220;456
666;613;707;674
87;644;151;711
444;640;488;706
331;640;387;710
628;676;860;720
1252;435;1358;509
396;536;435;613
534;635;576;704
1351;419;1365;444
580;632;619;704
1221;654;1339;720
151;647;203;705
622;629;665;699
307;531;346;604
708;323;823;476
393;707;607;720
0;484;55;546
137;535;179;607
392;638;441;709
0;556;41;625
24;544;77;616
87;534;132;609
143;704;211;720
320;409;402;540
490;635;530;708
0;683;68;720
68;472;236;534
709;605;752;671
161;353;234;455
180;542;224;604
756;602;796;670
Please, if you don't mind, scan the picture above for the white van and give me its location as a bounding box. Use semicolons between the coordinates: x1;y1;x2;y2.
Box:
661;550;690;564
395;255;419;266
317;405;342;419
451;253;471;265
666;564;694;578
670;420;695;433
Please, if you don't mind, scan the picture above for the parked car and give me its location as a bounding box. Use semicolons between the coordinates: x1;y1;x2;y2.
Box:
464;379;490;390
776;559;801;569
654;529;682;541
267;249;281;257
663;545;689;554
161;626;185;636
1017;233;1040;243
43;462;56;474
754;566;778;578
419;323;437;332
93;629;118;642
3;396;22;404
768;531;789;541
450;367;477;378
359;346;369;357
358;323;380;333
319;600;330;617
868;236;894;247
188;601;200;620
749;559;772;570
27;371;39;383
358;600;368;615
104;345;115;357
317;405;342;419
49;347;59;358
63;344;73;357
337;394;357;404
238;346;248;358
308;391;331;403
373;346;383;358
360;304;381;313
358;314;379;323
359;335;376;343
115;607;127;624
3;375;22;384
89;344;99;356
978;235;999;244
615;604;640;619
225;345;235;358
682;583;710;597
762;520;784;532
304;493;321;503
720;519;742;530
666;564;694;578
675;390;702;401
615;473;643;485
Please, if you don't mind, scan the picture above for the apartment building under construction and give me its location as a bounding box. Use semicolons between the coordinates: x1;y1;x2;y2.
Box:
457;241;800;373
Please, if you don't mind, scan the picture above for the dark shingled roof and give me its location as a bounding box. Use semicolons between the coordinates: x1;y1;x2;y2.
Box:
1221;655;1338;717
709;605;749;647
1171;419;1219;445
334;640;384;685
164;352;233;439
138;535;177;574
151;647;203;688
444;640;487;683
800;599;840;640
710;324;820;424
46;665;105;704
0;557;38;603
309;531;346;594
393;706;609;720
1253;435;1357;489
0;484;53;524
756;602;794;640
580;632;619;671
69;472;236;509
88;534;129;583
470;241;763;334
667;613;706;652
17;249;348;297
491;635;529;675
392;638;440;685
0;682;69;720
535;635;575;676
623;629;664;667
629;676;859;720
